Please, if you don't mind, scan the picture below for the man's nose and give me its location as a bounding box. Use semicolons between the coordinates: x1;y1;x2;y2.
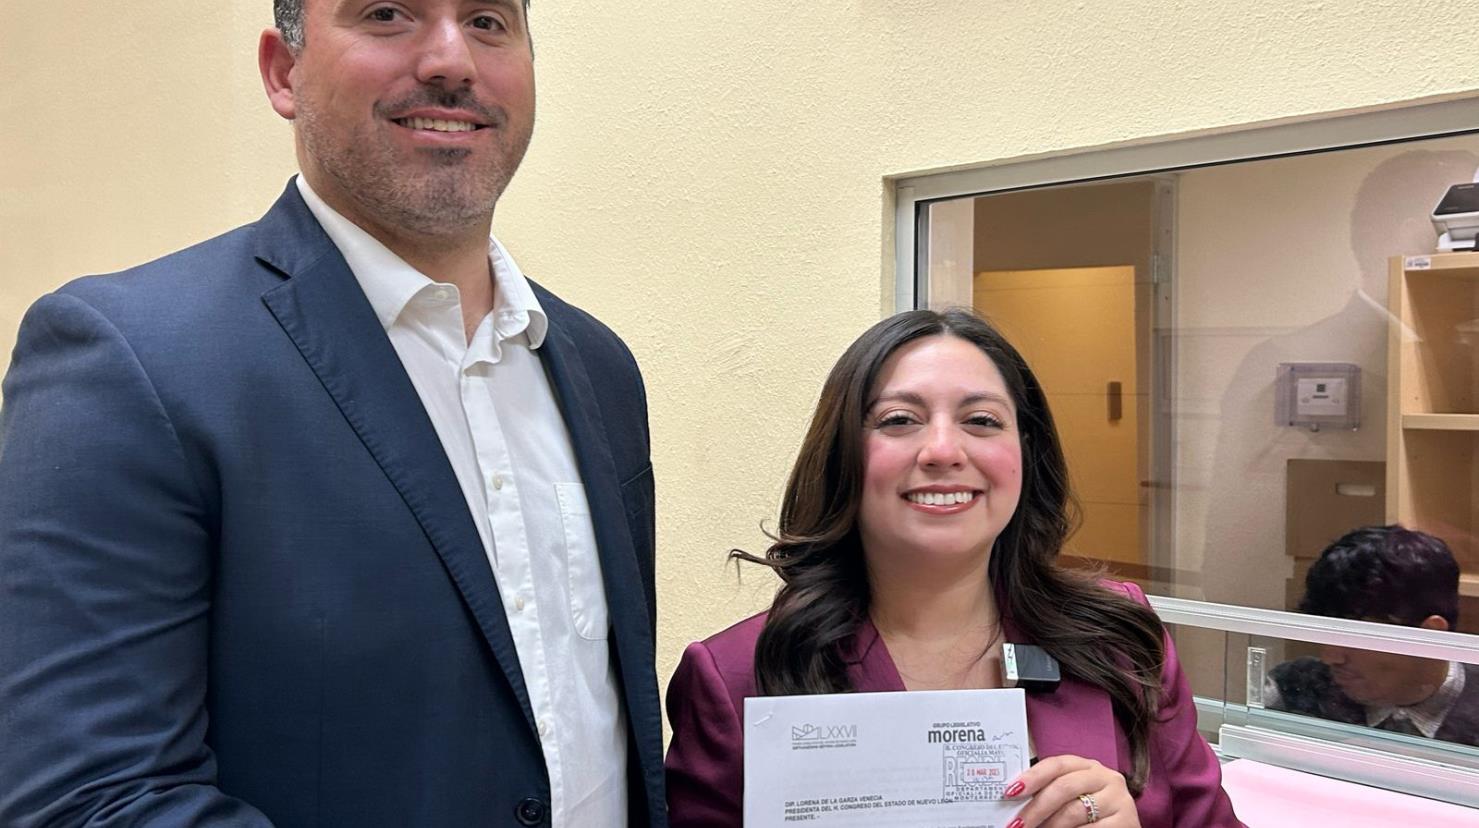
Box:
416;20;476;89
918;422;967;468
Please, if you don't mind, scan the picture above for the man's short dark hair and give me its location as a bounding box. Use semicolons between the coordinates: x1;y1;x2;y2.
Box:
274;1;305;49
274;1;530;49
1300;524;1460;627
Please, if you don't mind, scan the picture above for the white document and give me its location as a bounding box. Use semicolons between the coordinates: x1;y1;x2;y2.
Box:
743;689;1029;828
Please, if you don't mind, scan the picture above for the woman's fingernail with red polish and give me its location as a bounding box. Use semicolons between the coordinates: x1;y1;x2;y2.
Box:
1004;781;1025;798
1006;818;1024;828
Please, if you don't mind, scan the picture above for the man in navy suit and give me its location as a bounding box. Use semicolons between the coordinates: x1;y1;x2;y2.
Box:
0;2;663;826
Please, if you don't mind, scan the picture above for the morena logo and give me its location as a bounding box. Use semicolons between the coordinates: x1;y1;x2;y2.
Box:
927;726;987;744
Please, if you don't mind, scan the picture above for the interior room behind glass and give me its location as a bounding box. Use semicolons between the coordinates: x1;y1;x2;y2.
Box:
925;133;1479;758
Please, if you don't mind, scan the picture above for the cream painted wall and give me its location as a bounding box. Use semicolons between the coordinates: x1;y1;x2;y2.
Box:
6;2;1479;708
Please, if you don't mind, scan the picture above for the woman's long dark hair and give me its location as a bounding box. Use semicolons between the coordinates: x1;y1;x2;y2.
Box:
733;309;1167;793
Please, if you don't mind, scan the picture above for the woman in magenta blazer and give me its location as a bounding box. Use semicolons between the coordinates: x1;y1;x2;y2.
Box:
665;310;1243;828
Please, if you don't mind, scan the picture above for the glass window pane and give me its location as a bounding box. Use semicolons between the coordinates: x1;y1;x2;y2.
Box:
938;134;1479;614
1245;633;1479;764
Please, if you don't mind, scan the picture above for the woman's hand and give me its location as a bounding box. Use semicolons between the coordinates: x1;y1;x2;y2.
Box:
1003;755;1140;827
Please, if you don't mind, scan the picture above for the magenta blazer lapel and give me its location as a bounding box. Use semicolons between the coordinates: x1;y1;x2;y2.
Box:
842;622;906;692
1000;614;1124;772
1019;674;1123;770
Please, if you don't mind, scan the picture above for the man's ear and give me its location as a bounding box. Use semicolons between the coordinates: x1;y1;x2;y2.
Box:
259;28;298;121
1418;614;1450;633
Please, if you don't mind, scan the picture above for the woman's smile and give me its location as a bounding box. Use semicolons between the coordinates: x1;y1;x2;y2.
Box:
902;487;981;512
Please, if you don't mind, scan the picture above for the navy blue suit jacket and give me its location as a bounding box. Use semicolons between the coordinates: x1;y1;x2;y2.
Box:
0;183;665;827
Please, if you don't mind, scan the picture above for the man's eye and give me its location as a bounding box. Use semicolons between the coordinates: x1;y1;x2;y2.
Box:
470;14;506;31
368;7;400;22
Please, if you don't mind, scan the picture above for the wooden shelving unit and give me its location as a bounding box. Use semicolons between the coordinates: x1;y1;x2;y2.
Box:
1402;413;1479;431
1386;254;1479;611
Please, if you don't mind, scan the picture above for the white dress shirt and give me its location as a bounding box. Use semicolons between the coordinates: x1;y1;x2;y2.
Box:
297;177;628;826
1366;660;1466;738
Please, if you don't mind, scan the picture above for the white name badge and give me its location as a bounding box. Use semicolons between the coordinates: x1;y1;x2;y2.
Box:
743;689;1030;827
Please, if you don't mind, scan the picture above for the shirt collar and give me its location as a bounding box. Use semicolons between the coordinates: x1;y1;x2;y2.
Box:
487;235;548;348
295;175;547;349
1365;660;1466;738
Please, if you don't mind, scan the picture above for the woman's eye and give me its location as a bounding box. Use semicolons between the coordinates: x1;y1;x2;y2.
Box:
873;413;921;430
965;414;1004;430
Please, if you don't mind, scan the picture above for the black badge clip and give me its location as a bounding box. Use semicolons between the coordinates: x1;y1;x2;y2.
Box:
1002;643;1061;693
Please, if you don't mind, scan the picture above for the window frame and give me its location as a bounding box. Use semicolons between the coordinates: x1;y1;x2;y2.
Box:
891;94;1479;312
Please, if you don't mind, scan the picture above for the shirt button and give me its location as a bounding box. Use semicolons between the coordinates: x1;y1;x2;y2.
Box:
514;596;526;612
434;286;453;301
492;474;505;491
538;718;551;739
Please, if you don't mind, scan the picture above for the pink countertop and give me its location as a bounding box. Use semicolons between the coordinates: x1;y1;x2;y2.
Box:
1221;758;1479;825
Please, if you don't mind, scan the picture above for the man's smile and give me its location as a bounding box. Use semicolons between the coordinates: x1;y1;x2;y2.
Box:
393;116;482;132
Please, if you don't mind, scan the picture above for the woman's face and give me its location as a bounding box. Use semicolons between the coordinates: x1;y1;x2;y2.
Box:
857;335;1024;572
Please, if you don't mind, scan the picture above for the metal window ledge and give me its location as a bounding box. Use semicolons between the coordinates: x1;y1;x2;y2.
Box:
1218;723;1479;809
1149;595;1479;663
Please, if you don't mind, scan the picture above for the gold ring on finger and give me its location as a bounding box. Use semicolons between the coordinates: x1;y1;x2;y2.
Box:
1078;793;1100;823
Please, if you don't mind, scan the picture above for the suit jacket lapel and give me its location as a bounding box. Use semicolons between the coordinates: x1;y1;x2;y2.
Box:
532;314;658;715
252;183;538;733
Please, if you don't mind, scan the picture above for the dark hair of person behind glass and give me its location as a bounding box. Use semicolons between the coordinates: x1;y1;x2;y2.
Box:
732;308;1167;793
1300;524;1460;627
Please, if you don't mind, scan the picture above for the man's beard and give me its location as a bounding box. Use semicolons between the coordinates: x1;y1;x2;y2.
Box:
296;87;532;237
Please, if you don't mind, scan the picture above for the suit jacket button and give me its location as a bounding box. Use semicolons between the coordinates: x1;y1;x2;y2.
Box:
515;797;547;826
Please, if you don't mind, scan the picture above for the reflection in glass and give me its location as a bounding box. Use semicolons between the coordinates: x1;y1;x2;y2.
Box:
1265;525;1477;747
